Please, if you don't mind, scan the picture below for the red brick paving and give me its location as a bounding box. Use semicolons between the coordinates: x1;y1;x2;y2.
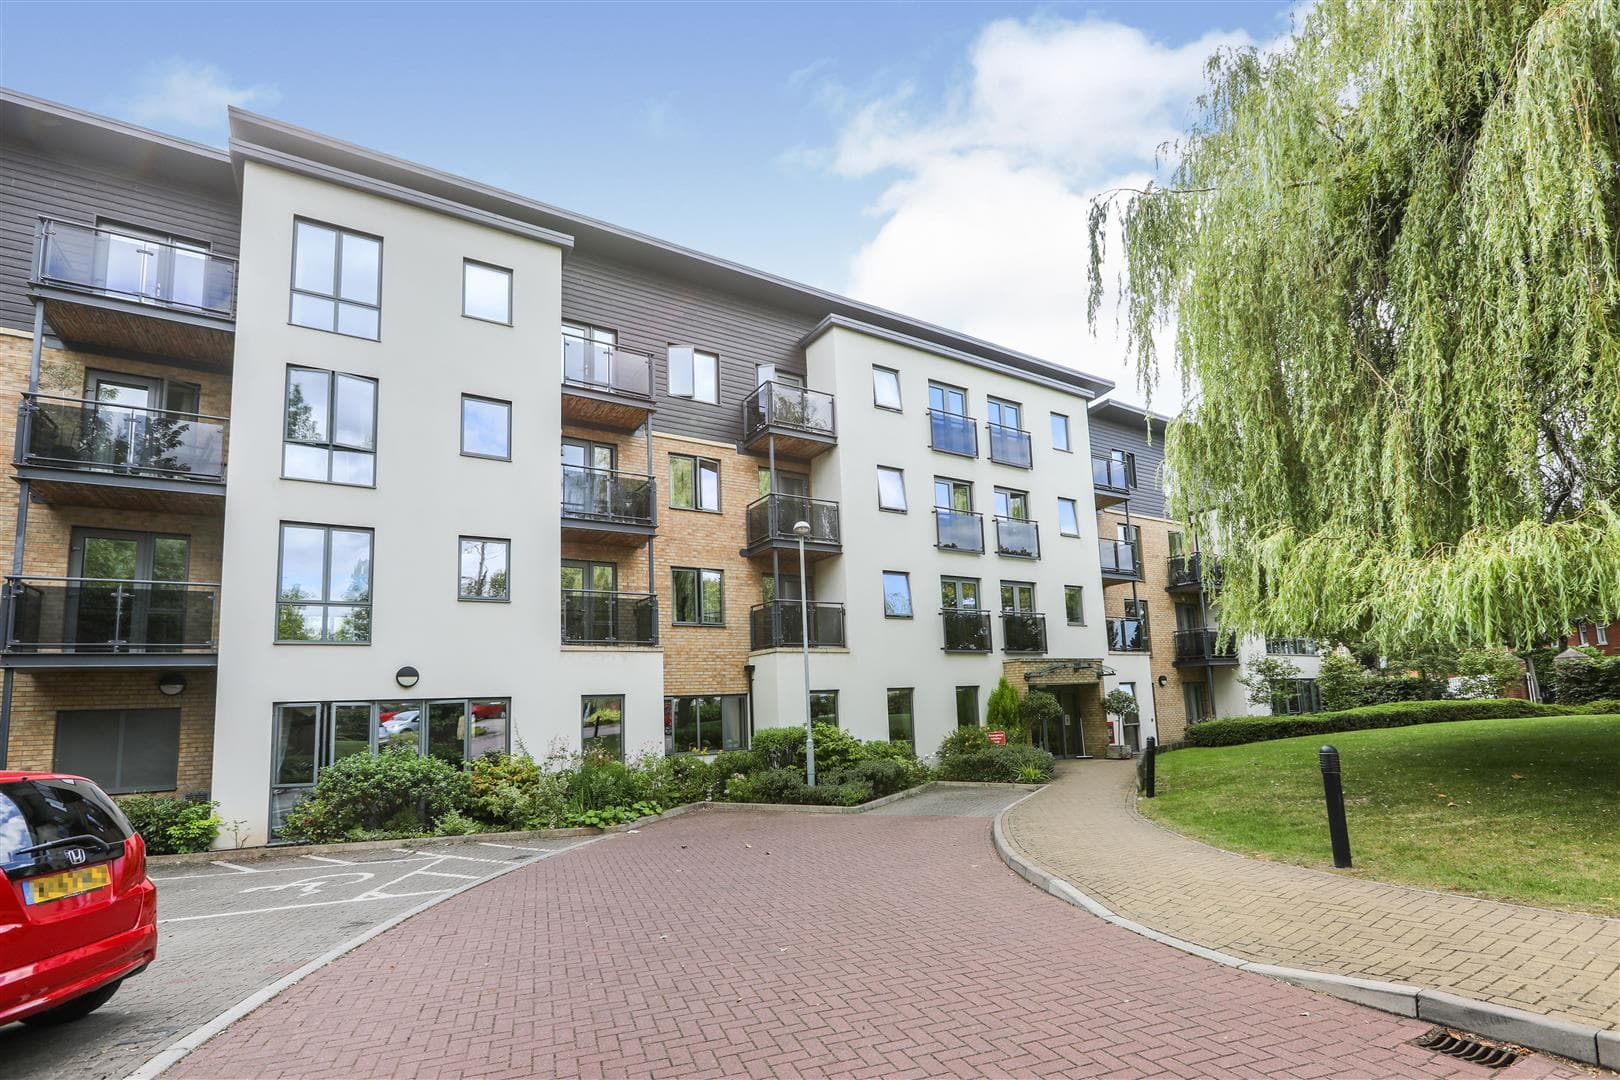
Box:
172;809;1577;1079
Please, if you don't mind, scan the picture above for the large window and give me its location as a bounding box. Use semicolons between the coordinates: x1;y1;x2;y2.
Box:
1281;679;1323;715
872;366;902;411
882;571;913;618
459;537;510;601
668;347;719;403
277;524;372;642
886;689;915;749
671;454;720;511
290;220;381;339
877;466;908;512
665;695;747;754
462;260;512;324
582;695;625;760
1050;412;1071;452
461;395;511;460
283;366;377;486
53;709;180;794
955;686;979;728
1057;498;1080;536
1065;585;1085;625
809;691;839;728
672;567;723;625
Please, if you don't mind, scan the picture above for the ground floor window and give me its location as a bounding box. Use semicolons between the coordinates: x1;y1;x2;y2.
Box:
886;689;914;749
1183;681;1209;724
582;695;625;759
1279;679;1322;715
1116;682;1140;751
955;685;979;728
809;690;838;728
54;708;180;794
664;695;747;755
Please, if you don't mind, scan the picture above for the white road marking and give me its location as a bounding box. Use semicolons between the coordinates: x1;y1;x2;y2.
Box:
158;889;448;923
409;869;479;880
210;861;259;874
478;842;552;852
301;854;352;865
239;872;375;896
150;853;436;883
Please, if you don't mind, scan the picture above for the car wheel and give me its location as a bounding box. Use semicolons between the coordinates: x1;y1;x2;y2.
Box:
18;979;122;1026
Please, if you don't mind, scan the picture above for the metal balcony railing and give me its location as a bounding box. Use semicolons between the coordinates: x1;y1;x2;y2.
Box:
934;508;985;554
749;600;846;650
561;335;653;400
33;218;237;316
986;422;1032;468
745;494;840;548
1167;553;1222;590
3;576;217;654
15;392;227;482
1174;627;1238;663
1092;453;1132;492
560;465;655;526
1001;612;1047;654
928;410;978;457
741;381;836;443
993;517;1040;559
1106;616;1150;652
1099;538;1142;577
560;590;658;646
941;609;992;652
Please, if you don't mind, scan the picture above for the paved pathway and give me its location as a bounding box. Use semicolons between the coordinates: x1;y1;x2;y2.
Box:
1004;760;1620;1032
172;796;1579;1079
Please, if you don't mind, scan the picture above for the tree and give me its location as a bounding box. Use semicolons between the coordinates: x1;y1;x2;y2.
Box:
986;677;1023;741
1452;646;1523;699
1316;653;1368;712
1088;0;1620;654
1237;655;1303;713
1102;689;1140;740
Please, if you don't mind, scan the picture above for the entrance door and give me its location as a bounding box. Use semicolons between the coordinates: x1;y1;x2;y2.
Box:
562;439;617;516
562;560;618;641
1030;685;1085;758
68;529;190;651
1117;682;1141;751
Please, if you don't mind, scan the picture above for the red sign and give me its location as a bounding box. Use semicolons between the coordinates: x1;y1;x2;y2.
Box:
987;730;1007;745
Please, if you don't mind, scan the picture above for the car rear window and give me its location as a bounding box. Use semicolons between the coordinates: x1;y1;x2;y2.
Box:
0;778;132;873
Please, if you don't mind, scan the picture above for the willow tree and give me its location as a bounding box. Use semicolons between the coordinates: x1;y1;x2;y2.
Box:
1088;0;1620;652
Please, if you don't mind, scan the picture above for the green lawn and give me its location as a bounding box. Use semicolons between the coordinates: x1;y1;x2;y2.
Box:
1139;715;1620;915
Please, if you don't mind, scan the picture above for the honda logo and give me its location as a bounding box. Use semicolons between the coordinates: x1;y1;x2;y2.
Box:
64;848;86;866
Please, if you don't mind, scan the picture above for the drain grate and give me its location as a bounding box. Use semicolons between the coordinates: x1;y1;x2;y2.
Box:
1410;1028;1522;1069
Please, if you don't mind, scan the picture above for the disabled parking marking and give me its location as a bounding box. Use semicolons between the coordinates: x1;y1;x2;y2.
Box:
478;841;552;853
300;854;352;865
239;872;375;896
210;860;260;874
151;852;439;883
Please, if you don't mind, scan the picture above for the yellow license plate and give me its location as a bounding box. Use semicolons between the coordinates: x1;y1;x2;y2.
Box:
23;863;111;905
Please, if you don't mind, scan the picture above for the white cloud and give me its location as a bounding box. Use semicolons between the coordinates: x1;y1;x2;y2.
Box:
817;16;1267;408
121;59;280;136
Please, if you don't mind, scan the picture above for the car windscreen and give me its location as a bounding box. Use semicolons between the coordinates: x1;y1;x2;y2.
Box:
0;778;132;874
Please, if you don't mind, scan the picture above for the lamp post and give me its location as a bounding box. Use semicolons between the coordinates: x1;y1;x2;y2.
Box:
793;519;816;787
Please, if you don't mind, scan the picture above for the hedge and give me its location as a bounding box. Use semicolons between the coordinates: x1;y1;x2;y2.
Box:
1183;698;1585;748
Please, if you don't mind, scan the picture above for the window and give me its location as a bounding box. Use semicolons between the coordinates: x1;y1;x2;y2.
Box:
1124;597;1146;619
1050;412;1071;452
53;709;180;794
582;695;625;760
882;571;913;618
986;398;1022;430
1110;448;1138;488
886;689;915;749
1599;624;1611;646
1000;581;1035;612
672;567;723;625
1057;498;1080;536
757;364;801;388
872;366;902;411
461;395;511;460
1065;585;1085;624
462;260;512;324
665;695;748;754
277;524;372;642
1577;624;1589;646
994;488;1029;520
290;219;381;339
458;537;510;601
809;691;839;728
935;477;973;511
877;466;908;512
668;347;719;403
1282;680;1323;715
955;686;979;729
283;366;377;486
1168;531;1186;558
670;454;720;511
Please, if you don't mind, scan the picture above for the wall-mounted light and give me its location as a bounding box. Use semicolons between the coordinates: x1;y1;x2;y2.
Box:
395;665;420;689
1157;674;1168;687
158;672;187;697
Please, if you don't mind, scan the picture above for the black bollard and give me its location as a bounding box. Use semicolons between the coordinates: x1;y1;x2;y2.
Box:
1318;745;1353;868
1143;736;1157;798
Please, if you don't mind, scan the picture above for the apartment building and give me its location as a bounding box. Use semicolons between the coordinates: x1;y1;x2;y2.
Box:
0;90;1118;844
1086;399;1323;745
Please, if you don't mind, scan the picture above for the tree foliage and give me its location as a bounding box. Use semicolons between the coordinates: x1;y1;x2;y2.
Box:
1089;0;1620;652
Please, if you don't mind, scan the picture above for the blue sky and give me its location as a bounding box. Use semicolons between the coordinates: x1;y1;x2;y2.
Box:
1;1;1300;401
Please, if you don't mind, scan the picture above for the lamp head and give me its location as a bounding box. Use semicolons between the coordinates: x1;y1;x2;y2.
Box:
792;520;811;537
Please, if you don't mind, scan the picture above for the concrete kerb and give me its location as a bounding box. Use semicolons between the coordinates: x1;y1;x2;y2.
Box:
698;780;1041;815
989;797;1614;1070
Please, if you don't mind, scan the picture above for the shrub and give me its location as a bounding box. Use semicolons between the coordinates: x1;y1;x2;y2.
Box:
751;726;807;769
1360;674;1445;704
467;753;569;830
745;766;821;805
118;794;222;855
1183;698;1563;748
562;801;661;828
709;749;761;791
935;725;990;758
282;749;472;843
806;723;865;772
1453;646;1523;698
1018;691;1065;746
1316;653;1368;712
643;754;715;808
567;753;652;813
825;758;908;798
825;781;873;807
433;809;485;836
1553;652;1620;704
986;677;1024;742
936;743;1056;783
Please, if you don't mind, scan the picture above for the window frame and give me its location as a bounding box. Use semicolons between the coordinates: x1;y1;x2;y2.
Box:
457;536;511;603
882;570;913;619
872;365;903;411
52;708;180;795
886;688;916;750
670;453;721;512
876;465;908;513
460;394;513;461
581;694;627;761
1050;412;1071;452
461;259;513;326
664;694;749;754
288;217;383;341
671;566;725;626
274;522;374;645
668;346;721;404
808;690;839;728
1057;497;1081;536
1064;585;1085;625
955;685;979;729
281;365;379;488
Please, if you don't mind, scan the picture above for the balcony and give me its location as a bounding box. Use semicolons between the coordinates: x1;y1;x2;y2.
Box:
743;494;841;562
14;393;227;515
31;219;236;368
1167;553;1223;593
2;576;218;668
561;335;654;430
741;382;837;460
1106;617;1150;653
1001;612;1047;655
1173;627;1239;667
749;600;846;650
941;609;992;653
928;410;977;457
934;508;985;554
560;590;658;646
1099;538;1143;581
560;465;656;546
993;517;1040;559
986;422;1032;468
1092;453;1131;508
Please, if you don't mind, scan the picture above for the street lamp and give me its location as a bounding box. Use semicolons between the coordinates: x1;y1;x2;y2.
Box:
793;518;816;787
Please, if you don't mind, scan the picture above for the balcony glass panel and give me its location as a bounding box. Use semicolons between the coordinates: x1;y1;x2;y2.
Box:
941;610;992;652
1174;627;1238;662
18;393;227;481
1001;612;1047;654
560;591;658;645
1092;454;1131;491
993;517;1040;559
560;465;654;525
561;336;652;398
928;410;978;457
35;219;236;315
1106;617;1150;652
934;509;985;553
742;382;837;442
749;600;846;649
745;494;841;547
1099;538;1141;576
5;577;216;653
987;424;1032;468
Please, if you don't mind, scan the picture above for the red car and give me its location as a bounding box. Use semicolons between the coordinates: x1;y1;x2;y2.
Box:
0;771;156;1027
